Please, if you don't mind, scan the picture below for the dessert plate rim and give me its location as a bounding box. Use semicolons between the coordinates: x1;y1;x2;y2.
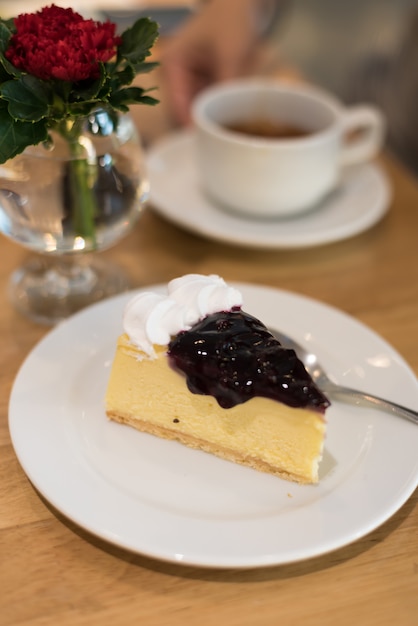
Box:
146;129;392;249
8;283;418;569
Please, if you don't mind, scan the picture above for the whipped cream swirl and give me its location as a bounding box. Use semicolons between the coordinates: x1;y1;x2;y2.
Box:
123;274;243;357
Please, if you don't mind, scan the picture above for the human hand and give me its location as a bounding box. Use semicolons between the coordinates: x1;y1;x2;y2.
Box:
160;0;273;125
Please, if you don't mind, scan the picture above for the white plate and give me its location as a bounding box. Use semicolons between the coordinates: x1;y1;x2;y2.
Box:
146;130;392;249
9;284;418;569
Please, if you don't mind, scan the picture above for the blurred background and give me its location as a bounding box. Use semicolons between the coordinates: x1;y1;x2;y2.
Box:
273;0;416;97
1;0;418;175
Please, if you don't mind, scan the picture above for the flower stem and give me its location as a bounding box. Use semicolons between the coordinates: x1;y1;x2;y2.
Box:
55;118;98;249
66;152;98;248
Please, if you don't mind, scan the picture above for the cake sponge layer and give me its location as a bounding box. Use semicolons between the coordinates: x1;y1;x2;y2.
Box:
105;335;326;484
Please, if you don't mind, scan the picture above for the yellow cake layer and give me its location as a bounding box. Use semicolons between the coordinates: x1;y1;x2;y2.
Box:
105;334;326;484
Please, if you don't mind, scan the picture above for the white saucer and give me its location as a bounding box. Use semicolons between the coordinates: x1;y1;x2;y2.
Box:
146;130;392;249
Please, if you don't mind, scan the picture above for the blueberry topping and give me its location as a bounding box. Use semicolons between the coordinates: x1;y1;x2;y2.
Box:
168;310;330;412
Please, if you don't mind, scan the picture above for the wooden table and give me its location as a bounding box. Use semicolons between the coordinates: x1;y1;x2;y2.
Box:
2;96;418;624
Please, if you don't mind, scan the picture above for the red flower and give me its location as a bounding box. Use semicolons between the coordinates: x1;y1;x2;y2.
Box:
5;4;121;82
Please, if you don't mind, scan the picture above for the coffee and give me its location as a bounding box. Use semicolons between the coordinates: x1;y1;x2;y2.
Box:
225;119;309;139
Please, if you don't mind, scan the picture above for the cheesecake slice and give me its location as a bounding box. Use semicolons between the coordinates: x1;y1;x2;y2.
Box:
105;274;330;484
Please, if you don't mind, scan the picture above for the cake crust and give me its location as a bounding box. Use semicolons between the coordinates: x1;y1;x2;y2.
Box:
106;408;318;483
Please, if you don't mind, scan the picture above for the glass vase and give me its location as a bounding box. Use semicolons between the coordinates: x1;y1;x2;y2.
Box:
0;109;148;324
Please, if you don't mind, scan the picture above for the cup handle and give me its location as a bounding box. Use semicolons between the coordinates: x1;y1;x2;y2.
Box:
340;105;385;166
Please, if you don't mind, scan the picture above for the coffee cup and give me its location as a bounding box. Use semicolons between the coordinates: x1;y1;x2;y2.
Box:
191;79;385;218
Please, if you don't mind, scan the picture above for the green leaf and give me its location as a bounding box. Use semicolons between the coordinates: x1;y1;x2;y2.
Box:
112;103;129;113
49;80;71;107
109;86;159;110
129;61;159;76
136;95;159;106
72;63;109;101
119;18;159;65
0;21;12;53
0;59;10;83
110;65;135;90
0;23;22;81
0;103;48;163
0;75;51;121
0;52;22;80
65;101;103;117
0;18;15;31
110;86;145;105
